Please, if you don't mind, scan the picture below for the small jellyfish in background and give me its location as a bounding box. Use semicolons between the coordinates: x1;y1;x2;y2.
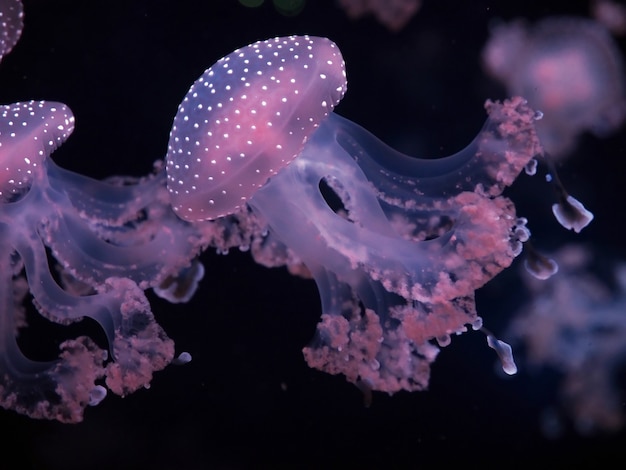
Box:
483;16;626;158
507;245;626;436
237;0;307;17
167;35;550;395
592;0;626;36
337;0;421;31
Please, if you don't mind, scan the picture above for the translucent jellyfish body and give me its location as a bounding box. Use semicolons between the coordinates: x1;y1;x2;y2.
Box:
0;100;207;422
483;17;626;157
251;103;536;392
167;35;544;394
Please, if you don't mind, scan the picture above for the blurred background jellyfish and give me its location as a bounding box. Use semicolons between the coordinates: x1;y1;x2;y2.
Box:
592;0;626;36
483;16;626;158
337;0;422;31
507;245;626;436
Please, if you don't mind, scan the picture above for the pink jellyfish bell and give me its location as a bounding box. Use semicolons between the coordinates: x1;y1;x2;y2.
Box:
166;35;348;221
0;101;75;201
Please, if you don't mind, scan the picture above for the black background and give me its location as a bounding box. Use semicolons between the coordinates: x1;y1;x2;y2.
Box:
1;0;625;468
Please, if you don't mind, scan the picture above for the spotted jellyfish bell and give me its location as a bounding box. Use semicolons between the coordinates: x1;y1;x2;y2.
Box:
0;101;75;201
165;35;347;221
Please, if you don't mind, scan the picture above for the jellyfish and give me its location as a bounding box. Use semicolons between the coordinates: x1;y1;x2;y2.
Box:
483;16;626;158
0;99;215;422
507;245;626;435
337;0;422;32
165;35;548;394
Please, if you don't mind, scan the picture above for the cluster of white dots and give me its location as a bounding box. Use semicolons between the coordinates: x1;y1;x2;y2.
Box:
0;0;23;61
166;35;347;220
0;101;75;200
